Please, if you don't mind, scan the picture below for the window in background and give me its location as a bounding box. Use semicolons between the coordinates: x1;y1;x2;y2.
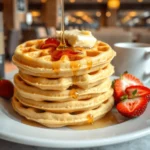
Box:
63;10;101;30
117;10;150;27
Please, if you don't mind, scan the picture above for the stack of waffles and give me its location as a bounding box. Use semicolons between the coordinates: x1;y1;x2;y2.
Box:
12;31;116;127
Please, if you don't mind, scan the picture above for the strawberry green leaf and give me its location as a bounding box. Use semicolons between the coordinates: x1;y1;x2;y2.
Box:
120;71;128;79
132;89;137;96
111;80;115;88
121;94;128;101
123;71;128;74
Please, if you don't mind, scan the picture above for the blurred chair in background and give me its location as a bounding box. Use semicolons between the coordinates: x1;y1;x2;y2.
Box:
21;28;37;42
92;27;133;48
35;27;48;39
129;27;148;42
47;27;56;37
6;29;20;60
138;31;150;44
21;26;49;42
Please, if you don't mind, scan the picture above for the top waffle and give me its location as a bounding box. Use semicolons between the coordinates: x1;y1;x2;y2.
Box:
13;38;116;78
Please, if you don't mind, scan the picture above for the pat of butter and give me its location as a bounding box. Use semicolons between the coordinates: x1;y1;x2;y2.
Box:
56;29;97;48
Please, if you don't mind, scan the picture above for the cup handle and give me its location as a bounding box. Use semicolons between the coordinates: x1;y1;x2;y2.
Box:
143;71;150;86
144;50;150;59
143;50;150;85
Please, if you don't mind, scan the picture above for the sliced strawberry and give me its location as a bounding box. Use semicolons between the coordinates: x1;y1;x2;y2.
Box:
65;39;70;46
114;73;143;103
116;96;148;118
51;49;81;61
0;79;14;99
51;50;63;61
40;38;60;49
126;85;150;101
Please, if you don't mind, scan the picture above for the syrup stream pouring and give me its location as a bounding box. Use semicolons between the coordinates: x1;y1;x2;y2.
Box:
57;0;67;50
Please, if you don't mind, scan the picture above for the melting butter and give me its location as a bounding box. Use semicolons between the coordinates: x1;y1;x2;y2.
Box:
56;29;97;48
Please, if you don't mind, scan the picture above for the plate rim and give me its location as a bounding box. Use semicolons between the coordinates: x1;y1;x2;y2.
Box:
0;122;150;148
0;72;150;148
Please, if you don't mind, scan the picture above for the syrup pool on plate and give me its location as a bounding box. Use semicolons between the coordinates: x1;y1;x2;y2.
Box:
69;110;128;130
69;111;117;130
21;110;128;130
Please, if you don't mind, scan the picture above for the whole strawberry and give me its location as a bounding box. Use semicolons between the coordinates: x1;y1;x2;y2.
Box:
0;79;14;99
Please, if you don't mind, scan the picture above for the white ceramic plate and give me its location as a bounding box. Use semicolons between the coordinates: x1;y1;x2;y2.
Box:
0;74;150;148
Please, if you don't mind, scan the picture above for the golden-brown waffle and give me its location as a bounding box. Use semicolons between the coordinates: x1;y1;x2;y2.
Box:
14;74;112;102
18;64;114;90
12;39;116;78
12;96;114;127
12;36;116;128
15;88;113;113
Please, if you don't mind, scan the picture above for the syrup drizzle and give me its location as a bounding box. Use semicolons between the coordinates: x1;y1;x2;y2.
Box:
52;62;60;74
70;61;81;75
69;89;79;99
87;114;94;124
57;0;67;50
86;57;92;70
73;76;78;84
46;0;86;75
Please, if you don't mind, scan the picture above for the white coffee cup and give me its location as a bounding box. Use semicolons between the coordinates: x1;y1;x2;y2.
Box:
112;42;150;84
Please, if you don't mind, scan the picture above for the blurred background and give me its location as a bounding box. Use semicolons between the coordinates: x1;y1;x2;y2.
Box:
0;0;150;73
